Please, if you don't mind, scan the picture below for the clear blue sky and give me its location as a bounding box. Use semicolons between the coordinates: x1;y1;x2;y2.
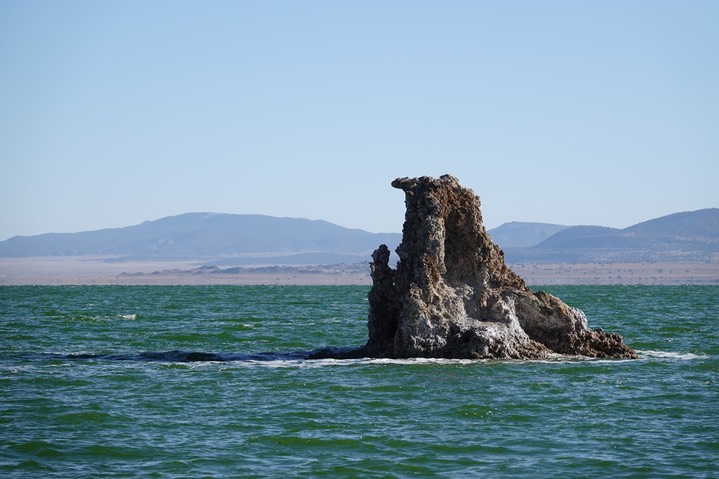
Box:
1;1;717;240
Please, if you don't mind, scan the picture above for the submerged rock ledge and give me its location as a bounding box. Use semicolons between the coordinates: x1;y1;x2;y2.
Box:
312;175;637;360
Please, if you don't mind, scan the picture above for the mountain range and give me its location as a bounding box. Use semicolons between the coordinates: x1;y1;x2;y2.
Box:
0;209;717;264
0;214;402;265
502;208;718;263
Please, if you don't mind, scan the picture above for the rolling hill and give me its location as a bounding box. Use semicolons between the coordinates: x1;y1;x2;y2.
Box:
503;208;719;263
0;213;402;265
0;209;717;265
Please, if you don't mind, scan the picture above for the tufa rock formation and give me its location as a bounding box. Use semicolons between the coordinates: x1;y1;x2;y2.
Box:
312;174;636;360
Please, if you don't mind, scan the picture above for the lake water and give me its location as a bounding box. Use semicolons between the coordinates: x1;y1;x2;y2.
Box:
1;285;717;478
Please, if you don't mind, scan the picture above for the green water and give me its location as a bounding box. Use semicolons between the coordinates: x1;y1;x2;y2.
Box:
1;285;718;478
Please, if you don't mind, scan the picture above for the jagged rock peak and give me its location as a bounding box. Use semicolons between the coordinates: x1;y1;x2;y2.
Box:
363;174;637;360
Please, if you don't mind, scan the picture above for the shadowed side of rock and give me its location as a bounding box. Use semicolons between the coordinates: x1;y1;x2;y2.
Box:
365;244;400;356
360;175;637;360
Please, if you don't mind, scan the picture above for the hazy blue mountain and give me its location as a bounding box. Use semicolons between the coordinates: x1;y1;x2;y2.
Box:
1;209;716;264
624;208;719;240
0;213;402;264
504;208;719;263
528;226;627;249
487;222;569;248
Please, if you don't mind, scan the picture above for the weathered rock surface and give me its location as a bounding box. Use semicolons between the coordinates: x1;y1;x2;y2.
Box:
311;174;637;360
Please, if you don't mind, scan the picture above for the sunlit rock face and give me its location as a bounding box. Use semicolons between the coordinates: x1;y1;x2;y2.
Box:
364;175;637;360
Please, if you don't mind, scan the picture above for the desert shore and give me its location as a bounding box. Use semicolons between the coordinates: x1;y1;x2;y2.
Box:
1;257;718;286
509;262;719;285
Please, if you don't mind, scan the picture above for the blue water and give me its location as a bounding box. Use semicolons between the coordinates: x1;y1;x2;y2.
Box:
1;285;717;478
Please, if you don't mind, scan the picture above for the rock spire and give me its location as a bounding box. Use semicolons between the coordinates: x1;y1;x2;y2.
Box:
309;175;637;359
312;174;637;360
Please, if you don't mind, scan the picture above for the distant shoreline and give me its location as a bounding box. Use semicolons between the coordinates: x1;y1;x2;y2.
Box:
1;257;718;286
508;262;719;286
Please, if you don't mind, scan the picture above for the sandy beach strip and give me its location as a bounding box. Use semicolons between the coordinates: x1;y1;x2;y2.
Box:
1;257;718;286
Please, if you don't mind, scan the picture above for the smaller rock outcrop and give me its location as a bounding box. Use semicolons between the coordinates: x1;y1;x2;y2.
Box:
313;175;637;360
